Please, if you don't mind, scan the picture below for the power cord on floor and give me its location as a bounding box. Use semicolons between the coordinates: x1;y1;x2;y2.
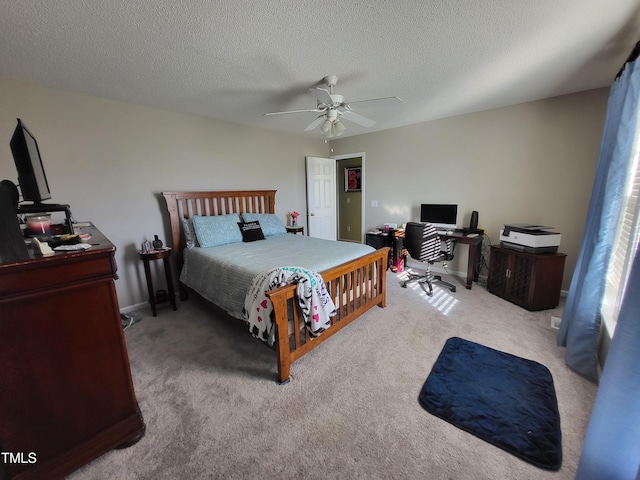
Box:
121;313;135;330
477;233;492;276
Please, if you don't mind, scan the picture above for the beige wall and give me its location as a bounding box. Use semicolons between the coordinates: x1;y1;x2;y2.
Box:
330;89;610;289
0;76;328;308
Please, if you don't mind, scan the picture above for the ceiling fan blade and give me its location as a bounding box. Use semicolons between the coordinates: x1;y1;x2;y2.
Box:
347;96;403;106
304;115;326;131
312;86;334;105
341;111;375;128
264;108;322;116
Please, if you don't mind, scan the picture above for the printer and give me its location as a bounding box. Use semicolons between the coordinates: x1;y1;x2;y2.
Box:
499;224;561;254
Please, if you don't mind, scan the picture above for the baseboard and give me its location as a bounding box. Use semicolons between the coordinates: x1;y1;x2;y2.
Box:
337;237;361;243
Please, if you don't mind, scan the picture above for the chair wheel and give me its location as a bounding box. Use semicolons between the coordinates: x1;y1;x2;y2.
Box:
401;283;407;288
451;287;457;292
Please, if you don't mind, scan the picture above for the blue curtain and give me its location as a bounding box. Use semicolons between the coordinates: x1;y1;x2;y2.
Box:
576;244;640;479
557;58;640;380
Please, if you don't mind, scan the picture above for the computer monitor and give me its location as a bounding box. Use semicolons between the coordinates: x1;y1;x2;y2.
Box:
10;118;52;204
420;204;458;231
9;119;75;233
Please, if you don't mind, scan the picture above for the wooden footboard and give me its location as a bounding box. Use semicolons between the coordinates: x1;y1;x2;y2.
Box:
267;247;389;384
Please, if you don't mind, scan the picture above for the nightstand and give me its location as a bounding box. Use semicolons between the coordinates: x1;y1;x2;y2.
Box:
138;247;177;316
286;225;304;235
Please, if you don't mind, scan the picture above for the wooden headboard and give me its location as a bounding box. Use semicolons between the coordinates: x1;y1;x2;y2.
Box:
162;190;277;272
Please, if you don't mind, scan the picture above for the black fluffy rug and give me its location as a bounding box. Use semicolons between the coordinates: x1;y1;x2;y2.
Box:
419;337;562;470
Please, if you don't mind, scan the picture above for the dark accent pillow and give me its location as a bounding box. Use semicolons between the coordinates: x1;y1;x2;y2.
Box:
238;221;265;242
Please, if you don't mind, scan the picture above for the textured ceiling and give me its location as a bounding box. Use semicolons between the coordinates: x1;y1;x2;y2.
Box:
1;1;640;138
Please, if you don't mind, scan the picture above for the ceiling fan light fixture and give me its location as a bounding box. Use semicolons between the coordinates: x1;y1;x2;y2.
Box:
320;118;333;134
334;120;346;136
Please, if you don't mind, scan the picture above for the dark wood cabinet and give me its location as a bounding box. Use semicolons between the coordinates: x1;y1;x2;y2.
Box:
365;232;389;250
487;245;566;311
0;223;145;480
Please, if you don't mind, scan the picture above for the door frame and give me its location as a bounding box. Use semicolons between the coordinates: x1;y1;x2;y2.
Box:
333;152;365;242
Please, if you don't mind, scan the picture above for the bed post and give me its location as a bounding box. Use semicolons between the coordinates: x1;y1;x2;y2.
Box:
377;250;387;308
162;192;189;300
270;293;292;385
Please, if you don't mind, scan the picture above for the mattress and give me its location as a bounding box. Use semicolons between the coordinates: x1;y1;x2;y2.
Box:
180;233;375;319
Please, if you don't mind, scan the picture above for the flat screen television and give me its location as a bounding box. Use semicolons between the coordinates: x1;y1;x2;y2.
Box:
420;204;458;231
10;118;52;204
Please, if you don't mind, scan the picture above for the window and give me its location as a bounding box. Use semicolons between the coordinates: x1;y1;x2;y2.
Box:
602;146;640;335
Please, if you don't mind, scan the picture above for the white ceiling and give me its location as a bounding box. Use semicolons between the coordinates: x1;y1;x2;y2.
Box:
1;1;640;138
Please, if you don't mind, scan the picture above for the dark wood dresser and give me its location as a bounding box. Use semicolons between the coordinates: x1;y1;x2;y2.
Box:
0;223;145;480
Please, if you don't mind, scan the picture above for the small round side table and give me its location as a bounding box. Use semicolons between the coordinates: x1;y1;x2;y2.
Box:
286;225;304;235
138;247;177;316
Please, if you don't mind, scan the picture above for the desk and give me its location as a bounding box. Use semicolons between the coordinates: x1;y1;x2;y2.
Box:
438;231;483;289
366;230;483;285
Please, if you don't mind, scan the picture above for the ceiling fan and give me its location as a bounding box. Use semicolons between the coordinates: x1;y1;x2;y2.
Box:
264;75;402;137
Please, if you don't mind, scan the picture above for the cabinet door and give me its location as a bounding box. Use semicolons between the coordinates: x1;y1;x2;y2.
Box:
487;247;510;296
509;254;534;306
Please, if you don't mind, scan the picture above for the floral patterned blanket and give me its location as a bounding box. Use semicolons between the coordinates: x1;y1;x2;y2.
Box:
243;266;336;346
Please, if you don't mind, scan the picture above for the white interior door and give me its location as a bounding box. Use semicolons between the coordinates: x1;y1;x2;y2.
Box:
305;156;337;240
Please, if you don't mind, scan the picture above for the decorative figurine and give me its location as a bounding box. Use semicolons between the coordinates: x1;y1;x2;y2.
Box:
152;235;163;249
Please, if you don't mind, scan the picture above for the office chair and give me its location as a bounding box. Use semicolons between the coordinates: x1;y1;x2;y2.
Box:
401;221;457;295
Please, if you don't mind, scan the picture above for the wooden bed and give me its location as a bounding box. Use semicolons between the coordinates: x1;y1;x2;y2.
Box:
162;189;388;384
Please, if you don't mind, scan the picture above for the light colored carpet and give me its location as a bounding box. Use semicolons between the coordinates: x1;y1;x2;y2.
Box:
70;269;597;480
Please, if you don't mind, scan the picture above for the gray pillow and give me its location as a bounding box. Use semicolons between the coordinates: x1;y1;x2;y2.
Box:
181;218;199;249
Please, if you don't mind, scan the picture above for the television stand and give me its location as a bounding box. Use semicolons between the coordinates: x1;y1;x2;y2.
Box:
17;202;74;234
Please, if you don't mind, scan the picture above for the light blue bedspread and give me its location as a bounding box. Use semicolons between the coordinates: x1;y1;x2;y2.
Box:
180;234;375;319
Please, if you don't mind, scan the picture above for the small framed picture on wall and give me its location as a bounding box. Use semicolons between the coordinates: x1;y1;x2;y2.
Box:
345;167;362;192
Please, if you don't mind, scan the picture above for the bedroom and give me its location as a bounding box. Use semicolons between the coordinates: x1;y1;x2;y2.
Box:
1;1;640;479
0;80;610;310
3;1;638;311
